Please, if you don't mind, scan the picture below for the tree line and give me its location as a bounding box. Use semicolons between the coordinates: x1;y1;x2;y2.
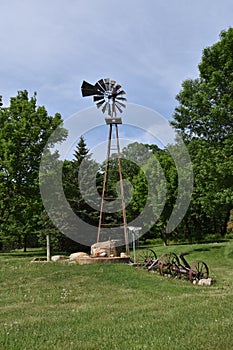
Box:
0;28;232;251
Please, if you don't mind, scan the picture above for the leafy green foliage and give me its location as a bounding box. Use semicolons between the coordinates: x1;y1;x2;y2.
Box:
172;28;233;142
2;27;233;250
0;90;66;250
170;28;233;240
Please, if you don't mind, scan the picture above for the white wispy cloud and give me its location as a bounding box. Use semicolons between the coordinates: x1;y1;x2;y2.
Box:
0;0;233;121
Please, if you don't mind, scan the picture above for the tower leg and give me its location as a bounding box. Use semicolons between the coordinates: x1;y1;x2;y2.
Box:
97;122;129;256
97;124;112;242
115;124;129;255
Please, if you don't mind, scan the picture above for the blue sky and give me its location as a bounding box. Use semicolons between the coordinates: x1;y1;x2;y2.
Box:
1;0;233;159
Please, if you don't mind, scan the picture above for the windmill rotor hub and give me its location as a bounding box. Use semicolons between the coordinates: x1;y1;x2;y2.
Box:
105;91;113;100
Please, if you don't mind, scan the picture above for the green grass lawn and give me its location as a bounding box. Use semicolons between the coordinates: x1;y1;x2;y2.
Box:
0;241;233;350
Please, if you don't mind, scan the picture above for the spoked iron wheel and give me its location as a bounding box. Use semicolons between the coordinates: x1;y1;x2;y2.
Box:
158;252;180;278
189;260;209;283
136;249;157;267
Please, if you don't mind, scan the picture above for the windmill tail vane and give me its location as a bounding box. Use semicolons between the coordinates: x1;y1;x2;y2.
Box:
81;78;126;117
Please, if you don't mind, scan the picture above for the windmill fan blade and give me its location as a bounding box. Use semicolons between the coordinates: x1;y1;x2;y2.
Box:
102;102;108;114
115;103;123;113
117;90;126;95
116;101;126;108
96;100;105;108
94;95;104;102
110;80;116;88
81;81;98;97
104;78;110;91
96;79;106;93
116;97;127;101
115;84;122;91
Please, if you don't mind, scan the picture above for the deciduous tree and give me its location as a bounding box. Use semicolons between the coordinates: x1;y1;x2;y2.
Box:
171;28;233;238
0;90;66;250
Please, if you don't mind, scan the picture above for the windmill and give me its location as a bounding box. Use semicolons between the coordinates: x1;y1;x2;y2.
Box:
81;78;129;255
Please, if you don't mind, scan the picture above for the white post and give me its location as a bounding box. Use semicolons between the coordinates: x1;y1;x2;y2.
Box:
128;227;142;264
46;234;51;262
132;232;136;264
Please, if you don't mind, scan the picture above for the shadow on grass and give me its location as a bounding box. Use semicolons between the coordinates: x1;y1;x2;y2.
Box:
192;245;225;253
191;247;211;252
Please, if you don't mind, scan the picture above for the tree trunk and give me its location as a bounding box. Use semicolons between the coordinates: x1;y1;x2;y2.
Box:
184;220;191;242
163;225;168;246
221;209;231;237
23;234;27;252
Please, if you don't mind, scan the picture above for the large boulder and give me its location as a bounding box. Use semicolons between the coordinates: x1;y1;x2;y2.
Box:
92;248;108;257
198;278;212;286
91;240;125;257
51;255;67;262
69;252;89;261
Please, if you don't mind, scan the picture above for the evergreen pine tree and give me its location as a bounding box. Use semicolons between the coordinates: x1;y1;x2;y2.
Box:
73;135;89;165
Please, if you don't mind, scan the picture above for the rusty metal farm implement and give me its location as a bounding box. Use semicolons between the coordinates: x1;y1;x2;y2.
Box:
136;249;209;283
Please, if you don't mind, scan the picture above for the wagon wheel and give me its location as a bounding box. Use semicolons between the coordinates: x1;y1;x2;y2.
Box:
136;249;157;267
158;252;171;273
170;252;180;266
189;260;209;282
158;260;170;276
158;252;180;266
158;252;180;278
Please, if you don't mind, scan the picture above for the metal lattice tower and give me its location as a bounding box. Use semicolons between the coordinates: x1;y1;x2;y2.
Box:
81;78;129;255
